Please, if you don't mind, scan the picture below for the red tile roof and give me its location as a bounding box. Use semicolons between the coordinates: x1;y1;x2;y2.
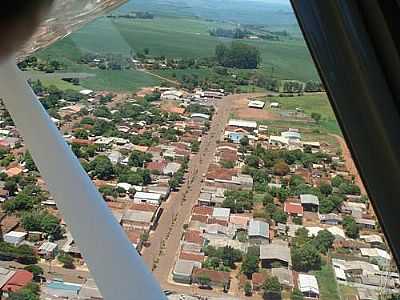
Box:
284;202;304;215
2;270;33;292
192;206;214;217
192;268;230;285
206;165;238;181
207;218;228;227
70;138;94;146
184;230;204;245
179;251;205;263
191;214;209;223
145;160;167;172
219;149;238;162
128;203;158;213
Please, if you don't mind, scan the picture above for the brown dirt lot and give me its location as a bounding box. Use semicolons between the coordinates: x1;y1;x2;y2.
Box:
231;93;279;121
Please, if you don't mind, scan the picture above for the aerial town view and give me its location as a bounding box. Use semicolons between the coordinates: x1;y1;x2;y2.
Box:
0;0;397;300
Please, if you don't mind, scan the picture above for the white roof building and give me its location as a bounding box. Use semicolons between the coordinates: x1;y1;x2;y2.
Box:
248;100;265;109
3;231;27;246
212;207;231;221
298;274;319;296
79;89;94;95
228;119;257;129
360;248;391;261
191;113;210;120
133;192;161;205
300;194;319;206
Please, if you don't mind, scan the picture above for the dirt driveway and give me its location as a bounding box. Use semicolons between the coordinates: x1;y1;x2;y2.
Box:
231;93;278;121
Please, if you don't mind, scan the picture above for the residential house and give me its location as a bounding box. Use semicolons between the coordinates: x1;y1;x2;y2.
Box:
248;219;270;244
272;267;294;288
298;274;319;299
133;192;161;205
319;213;343;225
212;208;230;222
300;194;319;212
260;241;291;268
38;242;58;258
284;202;303;217
3;231;26;246
172;259;199;284
192;268;230;290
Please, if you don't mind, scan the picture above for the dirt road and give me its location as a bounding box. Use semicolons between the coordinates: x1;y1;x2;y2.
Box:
331;134;366;195
141;93;260;298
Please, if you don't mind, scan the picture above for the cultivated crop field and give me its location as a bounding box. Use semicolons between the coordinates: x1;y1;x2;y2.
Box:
35;14;319;92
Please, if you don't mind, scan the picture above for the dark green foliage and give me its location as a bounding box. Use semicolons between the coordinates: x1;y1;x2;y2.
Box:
0;242;37;265
9;283;40;300
319;182;332;196
222;190;254;213
291;288;304;300
343;216;359;238
21;210;64;240
24;265;43;281
58;252;75;269
291;228;321;272
216;42;261;69
23;152;37;172
241;253;259;278
313;230;335;254
128;151;152;167
88;156;114;180
263;276;282;296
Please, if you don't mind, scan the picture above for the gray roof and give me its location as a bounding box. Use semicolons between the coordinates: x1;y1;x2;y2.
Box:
300;194;319;206
212;207;231;220
271;267;294;287
248;220;269;239
260;241;291;265
173;259;197;277
122;210;153;223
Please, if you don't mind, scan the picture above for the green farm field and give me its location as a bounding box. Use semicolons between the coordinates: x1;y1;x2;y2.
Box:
265;93;341;135
35;15;319;92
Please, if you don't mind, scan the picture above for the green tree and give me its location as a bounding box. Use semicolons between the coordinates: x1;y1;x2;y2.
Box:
89;156;114;180
216;42;261;69
263;276;282;300
23;152;37;172
74;129;89;140
24;265;43;281
343;215;359;238
319;182;332;196
9;283;40;300
241;254;259;279
244;281;252;296
311;112;321;123
128;151;152;167
313;230;335;254
273;160;290;176
291;243;321;272
272;209;287;224
198;275;211;288
58;252;75;269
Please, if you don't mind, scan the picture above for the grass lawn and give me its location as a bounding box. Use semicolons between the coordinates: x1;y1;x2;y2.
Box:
265;93;341;134
79;69;161;92
312;264;340;300
25;70;83;91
